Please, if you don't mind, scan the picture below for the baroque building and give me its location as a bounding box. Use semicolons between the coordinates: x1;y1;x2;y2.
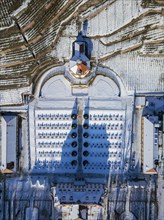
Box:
0;0;164;219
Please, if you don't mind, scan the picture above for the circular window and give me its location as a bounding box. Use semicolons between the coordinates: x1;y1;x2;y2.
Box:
72;132;77;138
83;160;89;166
72;124;77;129
72;151;77;157
71;160;77;166
83;142;88;147
83;132;89;138
83;114;89;119
72;141;77;147
83;151;89;157
71;114;77;120
83;124;89;129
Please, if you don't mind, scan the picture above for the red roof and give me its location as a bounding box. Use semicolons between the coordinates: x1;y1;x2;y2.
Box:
146;168;157;174
70;63;90;78
2;169;13;174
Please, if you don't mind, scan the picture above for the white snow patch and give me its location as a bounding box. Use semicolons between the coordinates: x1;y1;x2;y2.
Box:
12;0;32;16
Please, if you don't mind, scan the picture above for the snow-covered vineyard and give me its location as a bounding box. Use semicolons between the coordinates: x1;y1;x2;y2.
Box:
0;0;164;219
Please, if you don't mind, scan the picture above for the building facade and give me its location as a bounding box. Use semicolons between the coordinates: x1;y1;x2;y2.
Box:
0;0;164;219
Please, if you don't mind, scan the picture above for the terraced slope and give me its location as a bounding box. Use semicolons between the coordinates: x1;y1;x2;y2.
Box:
0;0;164;105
